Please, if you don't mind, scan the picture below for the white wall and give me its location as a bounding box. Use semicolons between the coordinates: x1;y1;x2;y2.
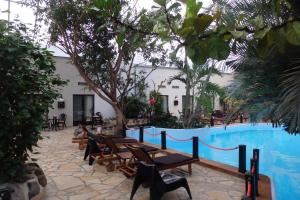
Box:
94;96;115;118
50;57;234;125
137;66;187;117
49;57;94;126
210;73;234;111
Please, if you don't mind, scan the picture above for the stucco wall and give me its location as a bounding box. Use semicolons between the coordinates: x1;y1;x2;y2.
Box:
49;57;94;126
50;57;234;125
210;73;234;111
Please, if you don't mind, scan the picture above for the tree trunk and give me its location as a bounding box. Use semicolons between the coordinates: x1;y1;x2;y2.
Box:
113;105;125;135
184;50;191;127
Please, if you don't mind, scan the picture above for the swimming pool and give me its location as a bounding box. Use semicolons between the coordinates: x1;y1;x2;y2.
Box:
127;124;300;200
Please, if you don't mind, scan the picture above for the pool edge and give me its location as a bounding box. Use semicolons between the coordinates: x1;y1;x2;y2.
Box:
143;141;273;200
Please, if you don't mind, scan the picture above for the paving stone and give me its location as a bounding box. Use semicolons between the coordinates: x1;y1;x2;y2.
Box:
69;191;98;200
52;176;83;190
206;191;231;200
34;128;244;200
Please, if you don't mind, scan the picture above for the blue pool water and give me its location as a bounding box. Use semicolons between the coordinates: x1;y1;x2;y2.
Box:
127;124;300;200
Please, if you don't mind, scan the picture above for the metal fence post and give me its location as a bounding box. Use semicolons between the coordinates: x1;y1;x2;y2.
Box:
139;126;144;143
253;149;260;179
161;131;166;149
192;136;199;159
122;124;126;137
239;144;246;173
251;158;259;196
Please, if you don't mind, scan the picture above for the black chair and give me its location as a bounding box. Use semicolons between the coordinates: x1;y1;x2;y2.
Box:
130;162;192;200
84;136;110;165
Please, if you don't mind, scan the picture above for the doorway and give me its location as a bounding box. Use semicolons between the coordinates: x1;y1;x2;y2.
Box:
73;95;94;125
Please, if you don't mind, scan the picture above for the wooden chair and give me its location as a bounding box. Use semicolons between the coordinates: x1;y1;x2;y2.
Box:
127;145;194;175
102;137;159;177
84;137;110;165
130;161;192;200
57;113;67;129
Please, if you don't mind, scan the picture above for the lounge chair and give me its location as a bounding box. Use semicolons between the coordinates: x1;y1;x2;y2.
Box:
84;137;109;165
130;161;192;200
126;145;194;175
102;137;159;176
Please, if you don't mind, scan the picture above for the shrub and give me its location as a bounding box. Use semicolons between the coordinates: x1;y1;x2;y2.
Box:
123;96;148;119
0;21;65;183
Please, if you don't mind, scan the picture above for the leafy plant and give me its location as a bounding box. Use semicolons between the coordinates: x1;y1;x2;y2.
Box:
123;96;148;119
168;62;223;127
0;21;65;182
26;0;167;133
150;112;181;128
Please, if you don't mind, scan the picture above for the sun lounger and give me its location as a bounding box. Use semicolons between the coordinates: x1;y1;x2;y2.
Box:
102;137;159;177
127;145;194;175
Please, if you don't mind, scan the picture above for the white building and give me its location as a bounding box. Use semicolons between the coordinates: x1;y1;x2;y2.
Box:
49;56;233;126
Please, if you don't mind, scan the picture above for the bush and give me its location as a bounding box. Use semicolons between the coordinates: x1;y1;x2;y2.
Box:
150;112;182;128
0;21;65;183
123;96;148;119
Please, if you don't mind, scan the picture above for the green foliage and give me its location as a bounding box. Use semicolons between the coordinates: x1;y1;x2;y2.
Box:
150;112;181;128
149;90;163;115
27;0;167;131
148;90;181;128
0;21;65;182
152;0;231;64
123;97;148;119
217;0;300;133
197;95;213;116
276;63;300;134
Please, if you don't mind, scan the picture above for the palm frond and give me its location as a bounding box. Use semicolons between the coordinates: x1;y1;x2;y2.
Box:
276;63;300;134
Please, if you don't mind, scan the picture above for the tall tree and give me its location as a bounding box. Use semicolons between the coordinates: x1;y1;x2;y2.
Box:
28;0;166;132
168;62;223;127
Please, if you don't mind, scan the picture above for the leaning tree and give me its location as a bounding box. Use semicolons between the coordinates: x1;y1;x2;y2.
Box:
27;0;167;132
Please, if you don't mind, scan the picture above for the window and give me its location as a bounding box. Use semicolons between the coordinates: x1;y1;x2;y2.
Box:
78;82;87;86
73;95;94;125
159;95;169;113
158;85;166;88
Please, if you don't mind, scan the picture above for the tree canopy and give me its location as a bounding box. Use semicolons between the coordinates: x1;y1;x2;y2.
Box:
25;0;300;133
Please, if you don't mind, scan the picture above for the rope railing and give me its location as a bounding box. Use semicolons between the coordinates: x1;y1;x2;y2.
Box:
165;133;193;142
126;126;238;151
125;126;139;131
124;126;252;175
143;129;161;136
198;138;239;151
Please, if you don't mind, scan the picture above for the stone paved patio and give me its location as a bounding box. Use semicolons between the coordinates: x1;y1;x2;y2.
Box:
33;128;244;200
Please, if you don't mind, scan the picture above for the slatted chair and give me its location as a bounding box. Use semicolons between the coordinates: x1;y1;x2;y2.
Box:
84;133;130;165
57;113;67;129
130;161;192;200
102;137;159;177
84;137;109;165
126;145;194;175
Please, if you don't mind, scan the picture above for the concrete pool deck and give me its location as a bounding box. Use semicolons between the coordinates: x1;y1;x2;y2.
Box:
33;127;247;200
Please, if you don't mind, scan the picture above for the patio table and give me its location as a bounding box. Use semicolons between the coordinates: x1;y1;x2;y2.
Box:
49;116;59;131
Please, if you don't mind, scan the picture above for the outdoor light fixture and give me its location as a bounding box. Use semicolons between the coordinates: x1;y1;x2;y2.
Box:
57;97;65;109
174;96;178;106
